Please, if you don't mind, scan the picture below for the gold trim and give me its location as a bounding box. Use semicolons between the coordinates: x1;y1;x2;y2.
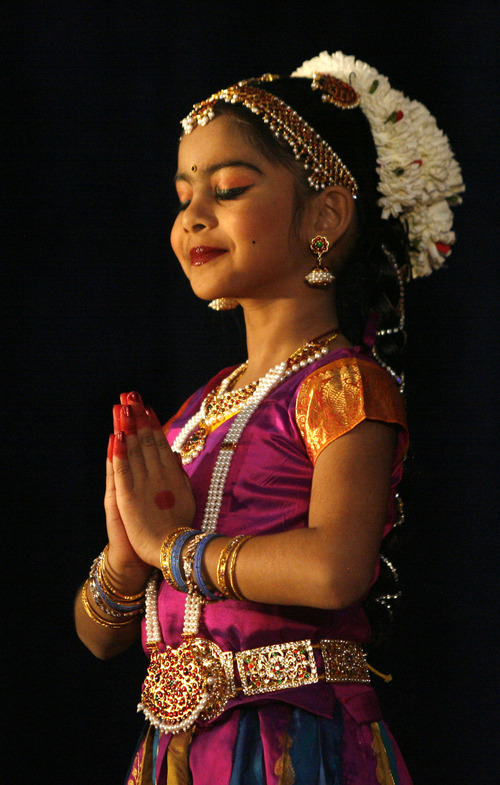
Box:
371;723;397;785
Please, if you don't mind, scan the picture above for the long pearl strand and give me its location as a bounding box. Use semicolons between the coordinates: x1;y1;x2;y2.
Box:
147;333;337;641
144;570;162;648
182;360;287;637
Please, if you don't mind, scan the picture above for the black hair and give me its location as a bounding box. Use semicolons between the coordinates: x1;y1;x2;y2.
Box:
210;79;410;643
210;79;410;378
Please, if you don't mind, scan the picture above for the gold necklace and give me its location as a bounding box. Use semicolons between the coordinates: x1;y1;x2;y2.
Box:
176;330;338;464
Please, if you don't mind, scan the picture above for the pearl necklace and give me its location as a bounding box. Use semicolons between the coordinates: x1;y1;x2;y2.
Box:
175;363;257;464
148;331;339;640
172;331;338;465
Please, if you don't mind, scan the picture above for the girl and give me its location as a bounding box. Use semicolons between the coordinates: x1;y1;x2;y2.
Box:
75;52;464;784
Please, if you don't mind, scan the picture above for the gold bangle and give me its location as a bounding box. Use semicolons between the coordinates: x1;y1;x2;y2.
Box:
216;536;252;599
81;581;139;629
226;535;252;600
97;565;145;606
101;545;146;602
159;527;193;589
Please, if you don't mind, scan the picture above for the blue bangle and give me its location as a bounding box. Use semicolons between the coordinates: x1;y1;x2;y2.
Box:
94;580;144;613
193;533;223;600
170;530;198;592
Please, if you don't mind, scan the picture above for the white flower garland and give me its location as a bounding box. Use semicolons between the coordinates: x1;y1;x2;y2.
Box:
293;52;465;278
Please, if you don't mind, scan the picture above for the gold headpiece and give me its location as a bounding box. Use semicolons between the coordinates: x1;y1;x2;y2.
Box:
181;78;359;195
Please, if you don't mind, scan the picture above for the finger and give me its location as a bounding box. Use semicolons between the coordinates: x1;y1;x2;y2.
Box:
127;401;164;473
120;392;129;405
120;404;137;436
118;405;158;483
113;405;121;434
144;406;163;431
144;406;185;473
112;430;134;489
127;391;143;405
105;437;120;512
107;433;115;463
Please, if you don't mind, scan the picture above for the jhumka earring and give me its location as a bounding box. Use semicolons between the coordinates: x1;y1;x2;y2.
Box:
208;298;239;311
305;236;335;288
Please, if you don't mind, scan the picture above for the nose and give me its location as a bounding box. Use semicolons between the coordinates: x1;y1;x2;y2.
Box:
181;193;216;233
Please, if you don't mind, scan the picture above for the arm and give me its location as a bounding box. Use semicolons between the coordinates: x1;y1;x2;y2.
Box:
75;394;395;659
202;419;396;609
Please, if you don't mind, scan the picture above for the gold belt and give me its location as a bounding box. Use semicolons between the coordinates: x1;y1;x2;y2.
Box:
138;637;370;734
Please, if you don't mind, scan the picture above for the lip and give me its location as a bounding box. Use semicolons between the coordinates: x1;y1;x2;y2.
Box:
189;246;227;266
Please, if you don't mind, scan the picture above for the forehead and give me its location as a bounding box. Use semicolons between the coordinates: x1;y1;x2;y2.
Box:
177;115;265;168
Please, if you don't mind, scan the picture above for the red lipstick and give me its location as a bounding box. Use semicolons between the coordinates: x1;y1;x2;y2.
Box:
190;246;227;266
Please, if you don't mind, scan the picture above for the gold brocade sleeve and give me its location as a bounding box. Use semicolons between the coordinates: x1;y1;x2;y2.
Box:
295;357;408;464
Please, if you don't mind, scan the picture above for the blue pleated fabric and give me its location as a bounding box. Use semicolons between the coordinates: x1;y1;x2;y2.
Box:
228;705;344;785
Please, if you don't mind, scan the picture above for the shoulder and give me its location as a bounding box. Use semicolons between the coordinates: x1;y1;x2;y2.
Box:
296;353;408;464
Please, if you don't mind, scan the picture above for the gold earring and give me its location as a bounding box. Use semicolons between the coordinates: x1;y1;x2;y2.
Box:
305;236;335;288
208;298;239;311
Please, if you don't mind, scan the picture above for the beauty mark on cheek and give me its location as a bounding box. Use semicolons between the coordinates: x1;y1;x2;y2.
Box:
155;491;176;510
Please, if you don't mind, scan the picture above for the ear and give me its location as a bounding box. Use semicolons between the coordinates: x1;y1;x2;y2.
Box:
310;186;356;246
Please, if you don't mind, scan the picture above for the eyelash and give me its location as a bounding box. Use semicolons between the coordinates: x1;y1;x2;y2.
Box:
177;186;249;211
216;186;249;200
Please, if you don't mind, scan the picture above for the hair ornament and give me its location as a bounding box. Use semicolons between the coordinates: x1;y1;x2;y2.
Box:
311;73;360;109
181;82;358;195
293;51;465;278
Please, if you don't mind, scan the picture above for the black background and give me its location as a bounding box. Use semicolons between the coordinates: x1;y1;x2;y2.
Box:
3;2;499;783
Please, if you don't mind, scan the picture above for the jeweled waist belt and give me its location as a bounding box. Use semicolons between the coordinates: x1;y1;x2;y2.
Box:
138;637;370;734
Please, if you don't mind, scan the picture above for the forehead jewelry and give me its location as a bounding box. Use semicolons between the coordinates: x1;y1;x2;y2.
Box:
181;81;358;195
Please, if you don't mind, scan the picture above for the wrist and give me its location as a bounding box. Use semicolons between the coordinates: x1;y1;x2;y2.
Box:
202;536;230;594
105;547;152;595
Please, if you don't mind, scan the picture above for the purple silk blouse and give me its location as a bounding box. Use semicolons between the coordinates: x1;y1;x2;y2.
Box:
142;346;408;733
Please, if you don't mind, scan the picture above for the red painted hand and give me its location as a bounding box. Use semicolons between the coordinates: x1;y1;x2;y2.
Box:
108;392;195;568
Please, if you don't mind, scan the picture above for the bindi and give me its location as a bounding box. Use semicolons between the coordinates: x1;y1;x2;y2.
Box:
155;491;176;510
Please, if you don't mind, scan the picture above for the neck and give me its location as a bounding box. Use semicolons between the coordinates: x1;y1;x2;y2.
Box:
237;292;345;383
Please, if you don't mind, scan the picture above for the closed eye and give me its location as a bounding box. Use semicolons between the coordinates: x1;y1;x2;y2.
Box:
176;185;251;212
215;186;251;201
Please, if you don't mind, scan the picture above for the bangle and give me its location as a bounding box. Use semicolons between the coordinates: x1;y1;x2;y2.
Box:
89;575;144;617
226;535;252;600
170;530;199;593
160;528;193;589
88;550;145;619
182;533;207;595
216;535;253;599
101;545;146;602
81;581;139;628
192;533;223;600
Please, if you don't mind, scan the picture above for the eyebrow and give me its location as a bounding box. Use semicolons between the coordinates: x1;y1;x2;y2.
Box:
174;159;263;183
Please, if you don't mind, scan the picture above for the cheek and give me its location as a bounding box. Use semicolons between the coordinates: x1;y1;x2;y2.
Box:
235;203;282;243
170;218;181;255
241;201;294;251
170;218;188;271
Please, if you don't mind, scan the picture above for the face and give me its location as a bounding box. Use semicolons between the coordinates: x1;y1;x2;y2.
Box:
170;116;313;304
